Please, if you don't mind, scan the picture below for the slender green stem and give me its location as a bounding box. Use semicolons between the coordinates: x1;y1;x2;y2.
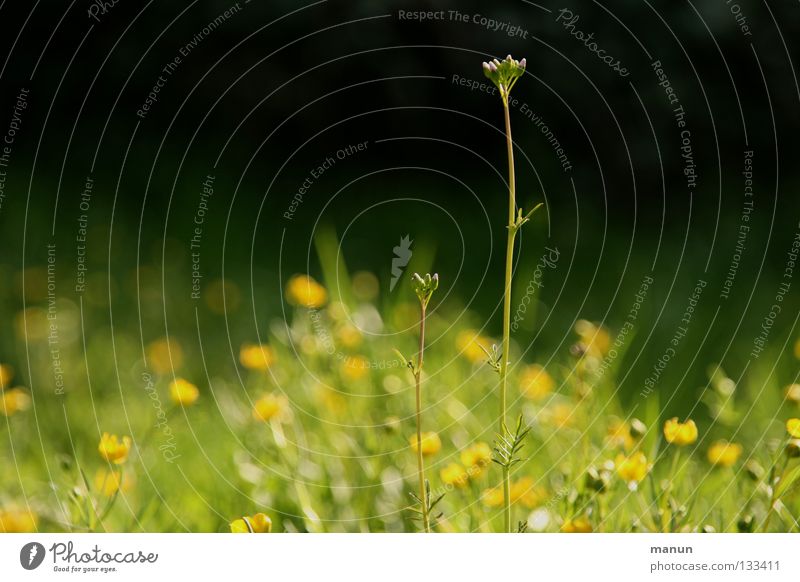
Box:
661;449;681;532
500;92;517;533
761;454;790;532
415;302;431;532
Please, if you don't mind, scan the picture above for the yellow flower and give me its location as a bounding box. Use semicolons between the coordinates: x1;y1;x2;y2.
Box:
0;363;14;389
460;442;493;478
542;403;575;429
252;393;287;422
0;508;37;533
335;324;363;349
341;355;369;381
663;418;698;446
409;431;441;456
440;463;469;488
519;364;555;401
455;329;491;364
785;384;800;404
575;320;611;357
94;468;134;497
480;478;544;509
98;433;132;464
481;486;504;508
286;274;327;308
230;512;272;533
239;343;275;371
707;440;743;468
169;378;199;406
561;515;592;533
615;452;649;482
607;418;634;450
146;337;183;375
1;388;31;416
786;418;800;438
511;477;545;509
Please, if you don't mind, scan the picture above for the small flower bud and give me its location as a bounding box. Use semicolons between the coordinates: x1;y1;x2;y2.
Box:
786;439;800;458
630;418;647;439
701;524;716;533
737;514;755;532
519;58;527;69
744;460;764;481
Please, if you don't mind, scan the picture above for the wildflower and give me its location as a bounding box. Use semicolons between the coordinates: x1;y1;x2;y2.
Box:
230;512;272;533
411;272;439;308
147;337;183;375
94;468;134;497
0;508;37;533
561;516;592;533
542;403;575;429
98;433;132;464
460;442;493;478
1;388;31;416
169;378;199;406
239;343;275;371
481;486;504;508
0;363;13;389
510;477;545;508
335;324;363;349
585;466;611;493
706;440;742;467
409;431;441;456
286;274;327;308
786;384;800;404
663;418;698;446
252;393;287;422
786;418;800;438
440;463;469;488
481;55;526;98
615;452;649;483
607;418;635;450
519;364;555;401
574;319;611;358
341;355;369;380
455;329;491;364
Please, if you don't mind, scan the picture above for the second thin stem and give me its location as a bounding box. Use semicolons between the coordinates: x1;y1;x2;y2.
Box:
415;302;431;533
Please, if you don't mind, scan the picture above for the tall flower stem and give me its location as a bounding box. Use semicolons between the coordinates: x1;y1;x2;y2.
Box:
415;301;430;533
500;93;516;534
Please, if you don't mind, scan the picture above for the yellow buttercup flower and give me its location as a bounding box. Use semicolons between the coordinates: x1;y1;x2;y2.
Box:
455;329;491;364
409;431;441;456
615;452;649;482
335;324;363;349
785;384;800;404
440;463;469;488
169;378;199;406
707;440;743;468
575;320;611;357
510;477;545;509
663;418;698;446
239;343;275;372
230;512;272;533
460;442;493;478
252;393;288;422
519;364;555;401
341;355;369;381
98;433;132;464
0;363;14;389
0;508;37;533
561;515;592;533
786;418;800;438
94;468;134;497
146;337;183;375
481;486;504;508
286;274;328;308
1;388;31;416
